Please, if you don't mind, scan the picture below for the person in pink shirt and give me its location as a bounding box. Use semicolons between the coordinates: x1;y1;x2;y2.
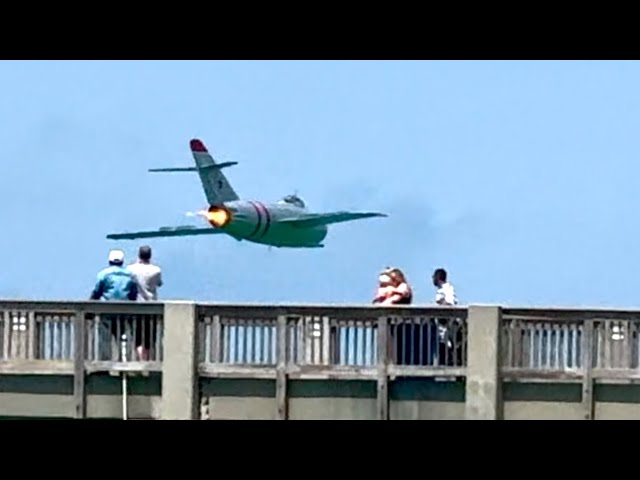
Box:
374;268;412;305
390;268;412;304
373;270;395;304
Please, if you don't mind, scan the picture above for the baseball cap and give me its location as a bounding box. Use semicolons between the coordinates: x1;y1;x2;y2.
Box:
108;249;125;263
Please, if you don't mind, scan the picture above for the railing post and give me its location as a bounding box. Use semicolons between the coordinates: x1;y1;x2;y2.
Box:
27;311;36;360
377;315;389;420
321;316;331;365
2;311;10;360
582;319;595;420
161;302;198;420
73;309;87;419
276;315;289;420
465;305;502;420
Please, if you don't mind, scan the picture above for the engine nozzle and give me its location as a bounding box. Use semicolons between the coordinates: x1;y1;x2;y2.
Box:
206;206;232;228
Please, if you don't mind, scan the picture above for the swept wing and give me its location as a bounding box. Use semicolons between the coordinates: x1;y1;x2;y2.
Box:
106;225;226;240
278;211;386;228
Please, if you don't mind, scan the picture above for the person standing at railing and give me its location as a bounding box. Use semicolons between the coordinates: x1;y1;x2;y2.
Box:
126;245;163;361
90;249;139;301
382;267;441;366
378;268;412;305
127;246;163;301
90;249;138;361
372;267;413;306
431;268;462;367
433;268;457;306
374;267;426;366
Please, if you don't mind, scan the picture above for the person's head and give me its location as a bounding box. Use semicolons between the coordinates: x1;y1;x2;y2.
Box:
432;268;447;287
138;245;152;263
108;249;125;266
388;267;407;286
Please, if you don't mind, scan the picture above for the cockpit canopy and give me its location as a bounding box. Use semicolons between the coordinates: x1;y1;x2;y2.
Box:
280;194;306;209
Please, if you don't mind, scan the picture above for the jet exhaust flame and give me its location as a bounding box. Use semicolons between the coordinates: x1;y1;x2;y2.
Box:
185;209;231;227
185;208;231;227
206;206;232;227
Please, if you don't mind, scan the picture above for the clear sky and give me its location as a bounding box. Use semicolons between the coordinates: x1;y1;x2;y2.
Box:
0;60;638;307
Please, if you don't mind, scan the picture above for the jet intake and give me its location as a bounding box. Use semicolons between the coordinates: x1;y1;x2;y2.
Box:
206;206;232;228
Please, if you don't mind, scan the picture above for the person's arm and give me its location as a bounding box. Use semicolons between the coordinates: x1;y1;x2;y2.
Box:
374;294;390;304
156;270;163;288
446;287;457;305
382;294;402;305
373;286;386;303
90;274;104;300
128;278;139;301
391;283;411;299
375;285;398;303
127;266;147;301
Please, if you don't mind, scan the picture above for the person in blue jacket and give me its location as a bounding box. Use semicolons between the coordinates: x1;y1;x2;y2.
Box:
91;249;138;301
91;249;138;360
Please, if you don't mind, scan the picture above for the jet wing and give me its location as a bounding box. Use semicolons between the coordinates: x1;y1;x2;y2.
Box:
278;212;387;228
106;225;225;240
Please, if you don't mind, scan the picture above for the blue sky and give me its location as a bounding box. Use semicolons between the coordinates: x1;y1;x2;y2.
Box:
0;60;639;307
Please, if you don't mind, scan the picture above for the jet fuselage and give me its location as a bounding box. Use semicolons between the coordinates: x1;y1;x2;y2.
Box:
205;199;328;248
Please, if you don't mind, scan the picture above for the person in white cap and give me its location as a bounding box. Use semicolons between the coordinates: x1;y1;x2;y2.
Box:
90;249;138;301
90;249;139;361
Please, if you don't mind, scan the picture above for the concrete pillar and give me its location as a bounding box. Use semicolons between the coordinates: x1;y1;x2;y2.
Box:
465;305;502;420
376;316;389;420
161;302;198;420
276;315;288;420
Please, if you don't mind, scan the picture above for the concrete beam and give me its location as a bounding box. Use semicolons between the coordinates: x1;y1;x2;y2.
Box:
161;302;198;420
465;305;502;420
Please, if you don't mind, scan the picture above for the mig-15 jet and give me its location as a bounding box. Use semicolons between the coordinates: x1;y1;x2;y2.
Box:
107;139;386;248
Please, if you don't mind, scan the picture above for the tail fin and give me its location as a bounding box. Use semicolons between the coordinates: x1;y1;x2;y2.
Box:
190;138;239;205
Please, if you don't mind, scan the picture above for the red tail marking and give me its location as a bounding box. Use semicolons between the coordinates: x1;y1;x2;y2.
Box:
190;139;208;153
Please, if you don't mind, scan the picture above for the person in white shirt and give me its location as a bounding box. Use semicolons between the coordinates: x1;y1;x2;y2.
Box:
432;268;464;368
126;246;163;361
127;246;163;301
432;268;457;305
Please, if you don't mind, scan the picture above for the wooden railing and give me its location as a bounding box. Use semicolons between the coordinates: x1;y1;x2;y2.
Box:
4;301;640;378
0;301;164;374
501;307;640;376
5;300;640;419
196;304;468;381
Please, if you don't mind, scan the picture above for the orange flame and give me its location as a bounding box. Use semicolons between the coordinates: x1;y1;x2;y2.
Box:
206;207;231;227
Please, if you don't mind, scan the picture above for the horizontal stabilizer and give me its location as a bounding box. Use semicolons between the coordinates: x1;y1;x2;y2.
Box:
149;162;237;173
149;167;197;172
107;225;226;240
206;161;238;169
279;211;387;228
